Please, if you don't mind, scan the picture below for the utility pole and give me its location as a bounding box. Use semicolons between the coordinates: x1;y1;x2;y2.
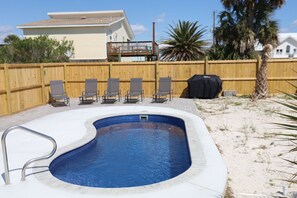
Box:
152;22;157;60
212;11;216;54
213;11;216;46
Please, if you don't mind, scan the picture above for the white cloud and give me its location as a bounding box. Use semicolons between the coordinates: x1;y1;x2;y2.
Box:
292;19;297;27
0;25;14;43
131;24;147;35
155;13;166;23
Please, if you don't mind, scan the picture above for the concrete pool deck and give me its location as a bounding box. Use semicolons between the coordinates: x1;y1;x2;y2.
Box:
0;98;227;197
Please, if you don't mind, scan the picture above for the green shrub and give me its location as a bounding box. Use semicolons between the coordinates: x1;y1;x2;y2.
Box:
0;35;74;63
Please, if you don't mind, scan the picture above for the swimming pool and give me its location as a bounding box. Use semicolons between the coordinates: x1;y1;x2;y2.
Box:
50;115;191;187
1;106;227;197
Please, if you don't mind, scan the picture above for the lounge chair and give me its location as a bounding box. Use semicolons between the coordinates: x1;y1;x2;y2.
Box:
79;79;99;104
102;78;121;103
125;78;144;103
152;77;173;102
49;80;70;106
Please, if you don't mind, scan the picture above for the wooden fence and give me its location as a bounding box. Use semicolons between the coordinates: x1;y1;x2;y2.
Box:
1;58;297;116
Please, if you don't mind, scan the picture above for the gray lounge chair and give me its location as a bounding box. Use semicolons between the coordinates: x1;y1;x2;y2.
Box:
79;79;99;104
153;77;173;102
49;80;70;106
102;78;121;103
125;78;144;103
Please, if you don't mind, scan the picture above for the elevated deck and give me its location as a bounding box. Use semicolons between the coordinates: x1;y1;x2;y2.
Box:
107;41;158;61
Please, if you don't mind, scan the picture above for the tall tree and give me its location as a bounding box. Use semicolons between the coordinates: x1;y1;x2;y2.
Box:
160;20;208;61
212;2;257;60
215;0;285;99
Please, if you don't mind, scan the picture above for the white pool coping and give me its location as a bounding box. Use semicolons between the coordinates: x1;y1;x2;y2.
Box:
0;106;227;198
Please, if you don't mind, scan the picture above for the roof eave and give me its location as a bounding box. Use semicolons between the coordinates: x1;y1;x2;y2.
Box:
48;10;125;18
17;23;110;29
121;11;134;40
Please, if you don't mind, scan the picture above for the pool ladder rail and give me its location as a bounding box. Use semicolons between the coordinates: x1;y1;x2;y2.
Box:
1;125;57;185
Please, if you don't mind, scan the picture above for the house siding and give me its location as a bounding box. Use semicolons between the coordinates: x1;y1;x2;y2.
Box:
106;21;130;42
23;27;107;60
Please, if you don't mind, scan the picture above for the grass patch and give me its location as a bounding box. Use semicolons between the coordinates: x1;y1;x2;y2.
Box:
233;101;242;106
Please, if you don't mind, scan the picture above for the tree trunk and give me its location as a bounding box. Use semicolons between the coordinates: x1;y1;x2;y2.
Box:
252;44;273;100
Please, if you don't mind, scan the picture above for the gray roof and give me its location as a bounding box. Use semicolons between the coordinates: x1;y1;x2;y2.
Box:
279;36;297;48
18;16;122;28
17;10;135;40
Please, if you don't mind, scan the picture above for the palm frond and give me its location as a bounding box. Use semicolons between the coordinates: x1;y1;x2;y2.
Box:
160;20;208;61
274;80;297;184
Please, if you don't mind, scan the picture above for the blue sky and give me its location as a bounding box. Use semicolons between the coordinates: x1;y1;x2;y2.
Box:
1;0;297;44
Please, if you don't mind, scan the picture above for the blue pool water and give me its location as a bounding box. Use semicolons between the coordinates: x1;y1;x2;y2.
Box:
50;115;191;188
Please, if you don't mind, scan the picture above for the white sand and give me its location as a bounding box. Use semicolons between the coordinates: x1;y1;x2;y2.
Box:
195;96;297;197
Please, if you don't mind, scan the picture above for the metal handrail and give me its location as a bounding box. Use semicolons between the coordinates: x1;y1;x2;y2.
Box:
1;125;57;185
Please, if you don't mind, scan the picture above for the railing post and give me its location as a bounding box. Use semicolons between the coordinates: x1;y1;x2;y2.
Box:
1;125;57;185
4;64;12;114
1;130;10;184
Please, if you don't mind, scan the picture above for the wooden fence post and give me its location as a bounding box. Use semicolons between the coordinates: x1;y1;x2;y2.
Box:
4;64;12;114
256;55;261;78
40;64;46;103
155;61;159;91
204;56;209;75
109;63;112;78
63;63;68;92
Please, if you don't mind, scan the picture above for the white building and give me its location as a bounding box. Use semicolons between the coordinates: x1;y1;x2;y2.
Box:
272;33;297;58
255;33;297;58
17;10;134;61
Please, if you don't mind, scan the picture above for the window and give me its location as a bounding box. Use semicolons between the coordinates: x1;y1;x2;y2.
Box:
294;49;297;54
276;49;280;54
286;45;290;54
280;49;283;54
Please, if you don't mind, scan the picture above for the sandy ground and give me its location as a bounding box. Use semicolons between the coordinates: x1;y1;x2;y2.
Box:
195;96;297;198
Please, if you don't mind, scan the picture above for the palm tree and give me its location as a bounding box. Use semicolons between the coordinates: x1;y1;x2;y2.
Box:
160;20;208;61
219;0;286;99
213;2;257;60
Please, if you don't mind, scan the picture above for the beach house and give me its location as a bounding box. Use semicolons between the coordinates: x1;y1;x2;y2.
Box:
272;33;297;58
17;10;134;61
255;33;297;58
